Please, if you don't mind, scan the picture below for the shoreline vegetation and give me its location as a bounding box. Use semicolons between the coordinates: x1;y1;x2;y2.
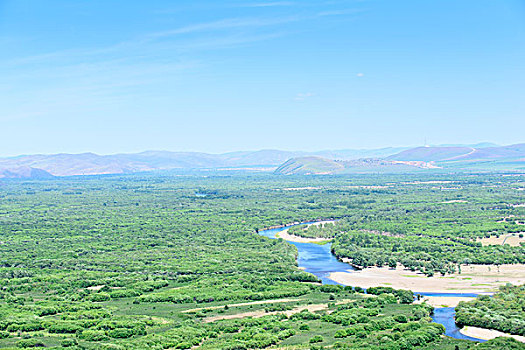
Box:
279;204;524;280
259;219;336;232
275;221;336;243
455;284;525;342
271;221;525;295
266;221;525;345
263;220;525;346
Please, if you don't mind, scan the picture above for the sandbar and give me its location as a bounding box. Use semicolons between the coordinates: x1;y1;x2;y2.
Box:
460;326;525;343
329;264;525;294
414;296;474;307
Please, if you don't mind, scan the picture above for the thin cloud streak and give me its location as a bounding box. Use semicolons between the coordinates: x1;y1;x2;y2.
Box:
2;5;363;123
143;16;302;39
317;8;365;17
238;2;295;8
4;8;362;67
294;92;315;101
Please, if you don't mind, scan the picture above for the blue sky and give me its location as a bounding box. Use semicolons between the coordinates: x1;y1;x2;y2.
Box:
1;0;524;156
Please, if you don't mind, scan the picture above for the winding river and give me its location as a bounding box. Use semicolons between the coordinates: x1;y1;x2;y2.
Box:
259;223;484;342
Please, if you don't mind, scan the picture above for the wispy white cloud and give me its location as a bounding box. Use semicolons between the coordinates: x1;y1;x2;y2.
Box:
144;7;364;40
143;16;302;40
4;7;363;68
2;6;363;121
294;92;315;101
0;59;198;122
4;16;304;67
239;2;295;7
317;8;364;17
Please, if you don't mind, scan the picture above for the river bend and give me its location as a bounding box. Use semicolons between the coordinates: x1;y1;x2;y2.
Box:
259;223;484;342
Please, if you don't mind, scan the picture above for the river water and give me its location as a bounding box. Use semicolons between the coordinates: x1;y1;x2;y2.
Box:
259;223;484;342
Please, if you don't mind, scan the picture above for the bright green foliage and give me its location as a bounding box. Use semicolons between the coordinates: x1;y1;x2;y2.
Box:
476;337;525;349
456;284;525;335
287;182;525;275
0;173;522;348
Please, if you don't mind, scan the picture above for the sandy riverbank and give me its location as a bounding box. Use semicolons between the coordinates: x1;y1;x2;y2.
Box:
414;296;475;307
276;220;336;243
460;326;525;343
329;264;525;294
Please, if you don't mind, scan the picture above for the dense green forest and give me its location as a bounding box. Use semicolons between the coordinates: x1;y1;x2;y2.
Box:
456;284;525;336
0;173;523;349
286;186;524;276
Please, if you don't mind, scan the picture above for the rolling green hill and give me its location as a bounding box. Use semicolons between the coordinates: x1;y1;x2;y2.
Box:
274;157;432;175
274;156;345;175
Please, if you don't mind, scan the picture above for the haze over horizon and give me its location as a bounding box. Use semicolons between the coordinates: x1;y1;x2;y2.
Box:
0;141;513;159
1;0;524;157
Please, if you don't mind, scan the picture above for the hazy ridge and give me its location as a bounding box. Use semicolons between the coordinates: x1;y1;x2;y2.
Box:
1;143;524;178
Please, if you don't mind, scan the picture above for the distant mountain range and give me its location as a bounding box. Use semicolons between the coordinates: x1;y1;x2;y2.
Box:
274;143;525;175
0;143;523;179
0;147;409;178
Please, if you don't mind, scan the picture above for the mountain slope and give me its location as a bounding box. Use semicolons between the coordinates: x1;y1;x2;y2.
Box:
274;157;436;175
387;147;474;162
0;166;54;179
274;157;344;175
385;144;525;171
449;143;525;161
219;150;303;166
